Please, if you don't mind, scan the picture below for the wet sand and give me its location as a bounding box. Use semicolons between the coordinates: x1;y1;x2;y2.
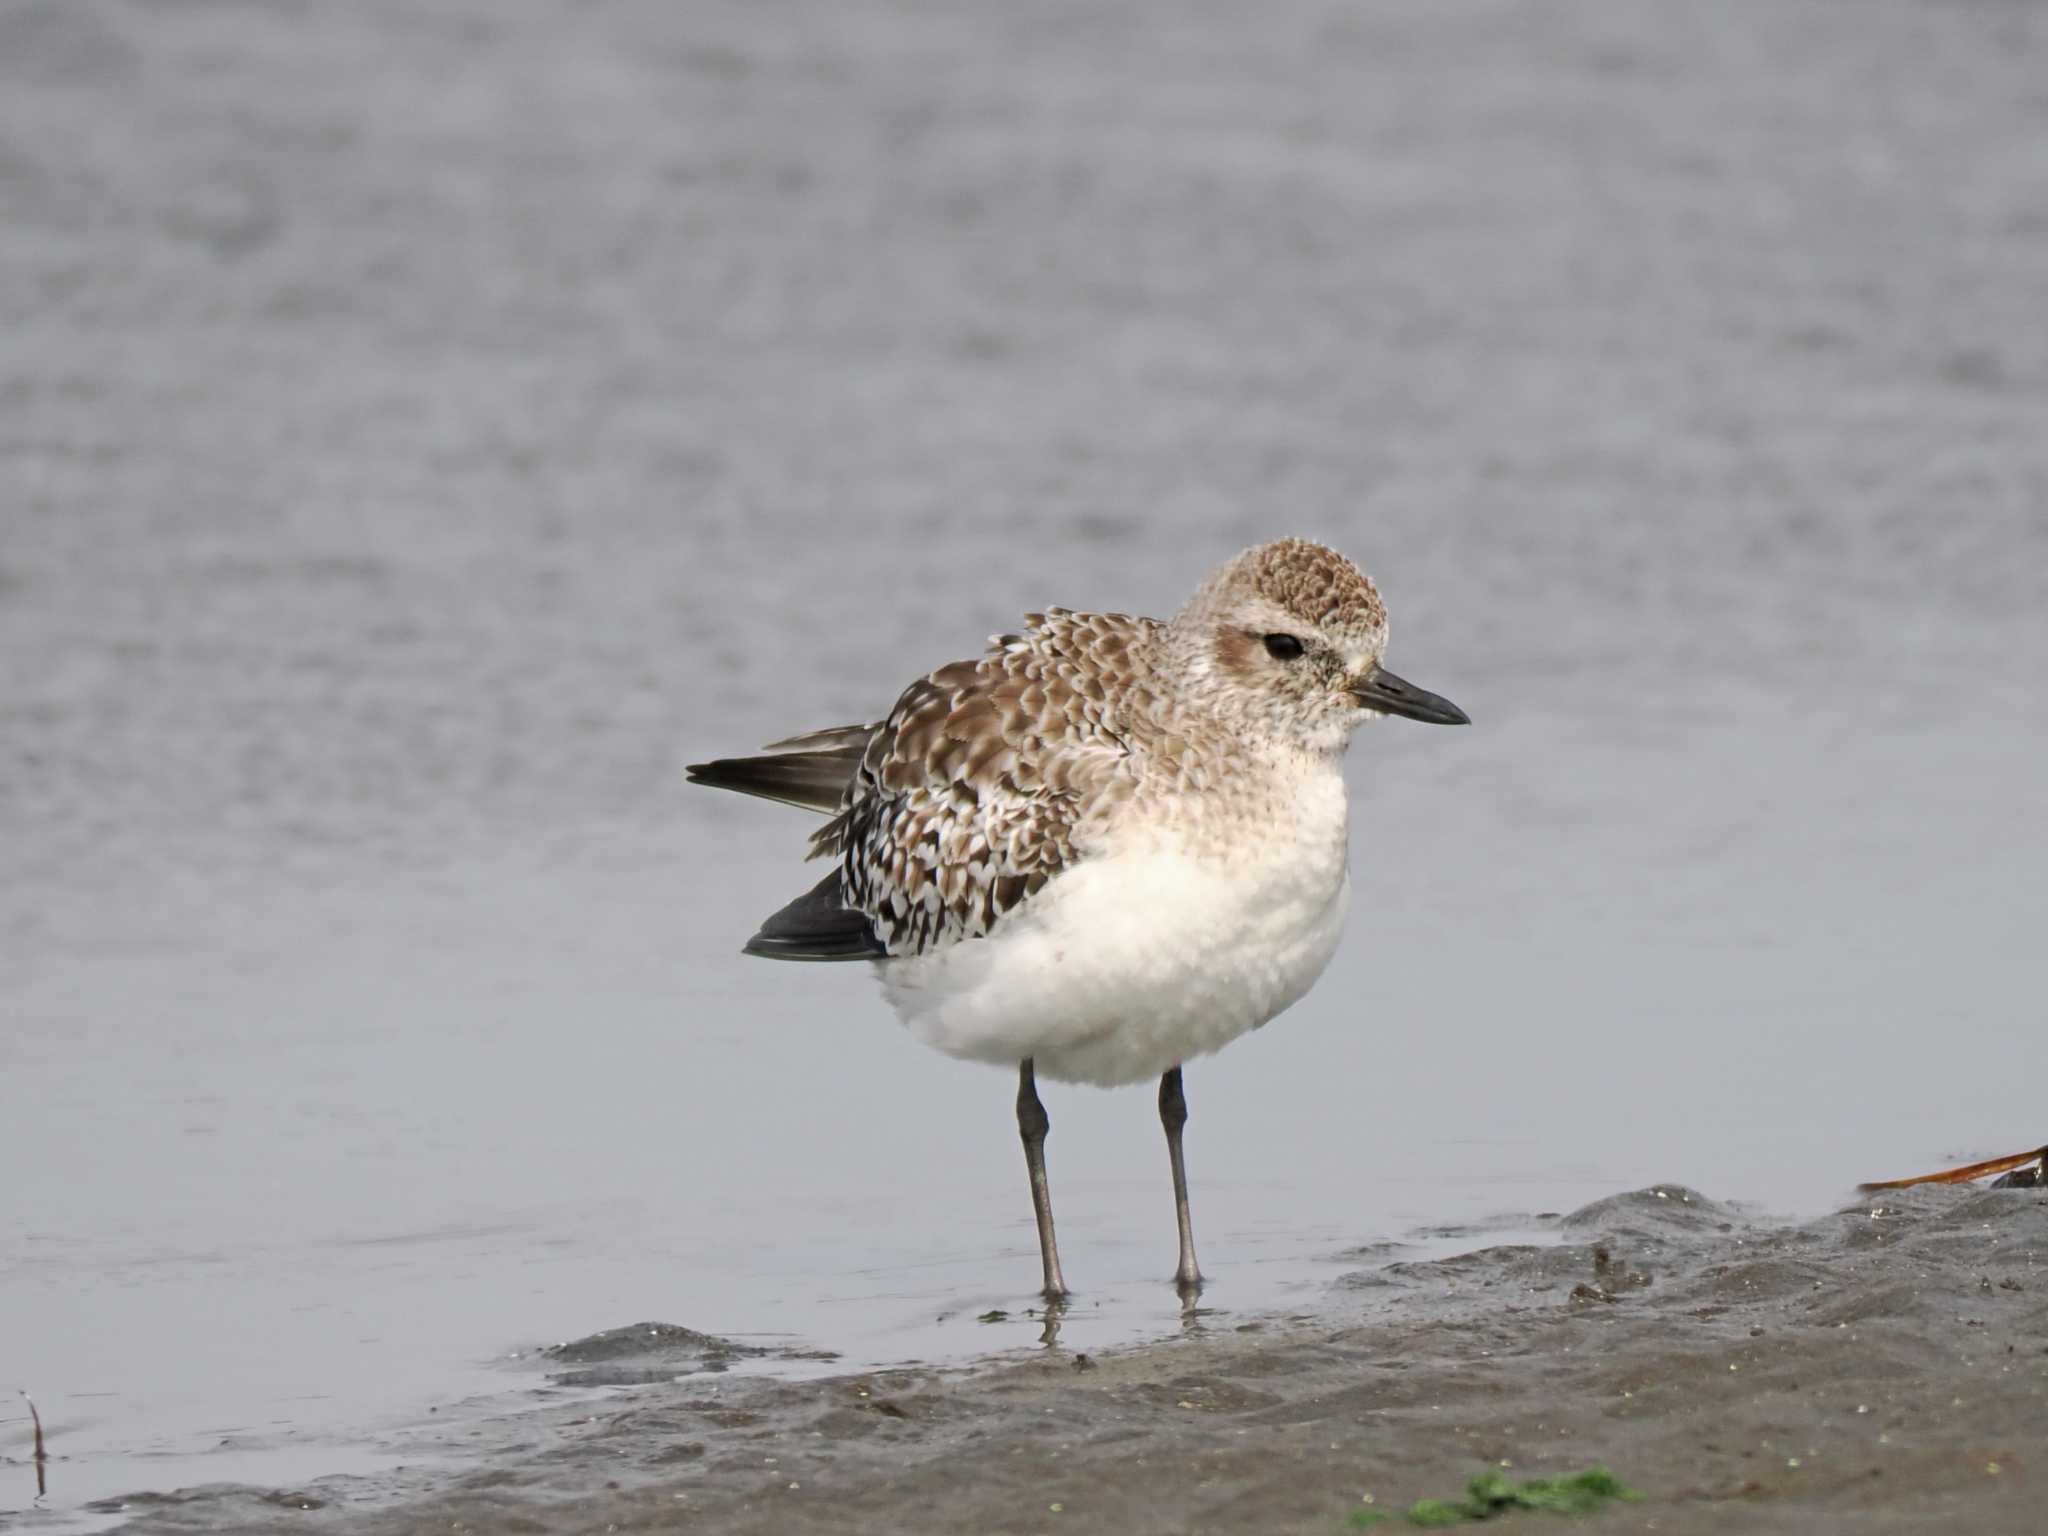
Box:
92;1182;2046;1534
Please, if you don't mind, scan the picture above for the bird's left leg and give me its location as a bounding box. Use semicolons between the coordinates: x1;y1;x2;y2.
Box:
1158;1065;1203;1296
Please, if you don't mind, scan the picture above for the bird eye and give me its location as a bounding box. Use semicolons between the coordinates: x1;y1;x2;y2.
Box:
1262;633;1306;661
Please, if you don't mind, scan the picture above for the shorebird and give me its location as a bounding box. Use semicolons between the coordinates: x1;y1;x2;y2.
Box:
688;539;1467;1300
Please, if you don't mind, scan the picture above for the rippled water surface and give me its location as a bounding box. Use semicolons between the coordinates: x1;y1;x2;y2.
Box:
4;0;2046;1520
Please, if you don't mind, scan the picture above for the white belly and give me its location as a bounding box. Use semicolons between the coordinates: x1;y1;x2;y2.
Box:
876;780;1352;1087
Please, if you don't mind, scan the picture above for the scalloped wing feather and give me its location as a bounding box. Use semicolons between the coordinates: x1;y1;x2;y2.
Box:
827;610;1157;956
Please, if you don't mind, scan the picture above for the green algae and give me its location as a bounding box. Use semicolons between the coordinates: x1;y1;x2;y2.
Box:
1348;1467;1641;1527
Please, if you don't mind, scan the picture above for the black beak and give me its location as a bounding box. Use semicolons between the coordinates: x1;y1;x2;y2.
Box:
1348;665;1470;725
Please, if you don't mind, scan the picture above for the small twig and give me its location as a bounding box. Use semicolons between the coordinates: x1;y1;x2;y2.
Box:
21;1391;46;1498
1859;1143;2048;1193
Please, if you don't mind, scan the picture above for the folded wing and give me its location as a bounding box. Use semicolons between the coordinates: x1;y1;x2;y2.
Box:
690;611;1154;963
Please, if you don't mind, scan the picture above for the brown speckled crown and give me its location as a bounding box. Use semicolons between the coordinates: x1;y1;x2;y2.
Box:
1179;537;1387;647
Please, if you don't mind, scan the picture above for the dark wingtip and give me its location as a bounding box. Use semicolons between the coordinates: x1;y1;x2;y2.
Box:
741;931;885;962
739;870;886;962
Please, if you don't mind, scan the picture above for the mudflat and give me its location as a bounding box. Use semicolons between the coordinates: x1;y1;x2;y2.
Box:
103;1183;2045;1534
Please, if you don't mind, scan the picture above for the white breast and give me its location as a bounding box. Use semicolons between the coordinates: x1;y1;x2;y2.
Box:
877;751;1353;1086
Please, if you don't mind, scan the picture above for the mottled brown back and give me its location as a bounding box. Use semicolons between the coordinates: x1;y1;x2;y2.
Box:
826;609;1160;955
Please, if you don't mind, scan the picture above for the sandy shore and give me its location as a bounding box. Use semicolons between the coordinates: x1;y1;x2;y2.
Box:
97;1181;2045;1534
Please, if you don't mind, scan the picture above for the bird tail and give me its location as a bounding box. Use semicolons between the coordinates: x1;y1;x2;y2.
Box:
686;723;876;814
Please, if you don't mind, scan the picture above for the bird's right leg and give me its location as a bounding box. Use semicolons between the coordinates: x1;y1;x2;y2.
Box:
1016;1059;1070;1302
1158;1065;1204;1298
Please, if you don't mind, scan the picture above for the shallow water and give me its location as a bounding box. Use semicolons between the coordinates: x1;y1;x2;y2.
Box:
4;0;2046;1521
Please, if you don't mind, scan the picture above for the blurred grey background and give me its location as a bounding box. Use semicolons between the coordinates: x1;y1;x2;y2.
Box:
3;0;2044;1511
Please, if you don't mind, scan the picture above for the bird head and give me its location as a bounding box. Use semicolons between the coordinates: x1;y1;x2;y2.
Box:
1167;538;1467;751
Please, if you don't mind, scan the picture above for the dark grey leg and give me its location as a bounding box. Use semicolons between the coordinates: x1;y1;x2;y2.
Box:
1016;1059;1070;1301
1159;1066;1203;1296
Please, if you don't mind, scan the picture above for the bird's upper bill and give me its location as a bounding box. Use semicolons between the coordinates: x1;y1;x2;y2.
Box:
1345;664;1471;725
